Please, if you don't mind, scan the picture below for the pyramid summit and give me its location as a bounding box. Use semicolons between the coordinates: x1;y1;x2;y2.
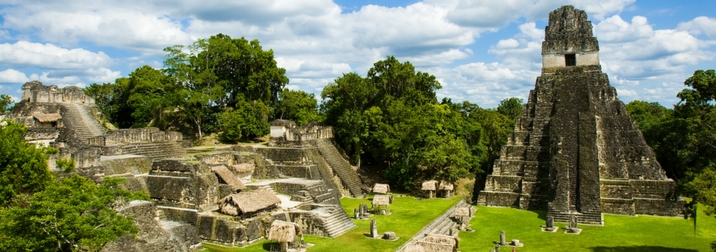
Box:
476;5;683;224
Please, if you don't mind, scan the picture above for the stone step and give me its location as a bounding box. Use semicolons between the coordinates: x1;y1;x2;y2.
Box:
60;103;106;141
156;209;166;220
319;206;356;237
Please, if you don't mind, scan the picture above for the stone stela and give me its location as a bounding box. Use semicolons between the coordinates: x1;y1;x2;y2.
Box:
476;5;684;225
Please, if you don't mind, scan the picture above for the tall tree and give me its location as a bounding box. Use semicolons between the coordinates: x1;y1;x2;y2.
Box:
126;65;178;128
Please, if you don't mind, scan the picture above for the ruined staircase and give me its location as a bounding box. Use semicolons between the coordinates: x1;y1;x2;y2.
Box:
60;103;105;140
395;200;473;252
317;205;356;237
315;139;364;198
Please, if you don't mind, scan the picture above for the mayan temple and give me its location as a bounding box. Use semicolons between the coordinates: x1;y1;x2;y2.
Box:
476;5;683;225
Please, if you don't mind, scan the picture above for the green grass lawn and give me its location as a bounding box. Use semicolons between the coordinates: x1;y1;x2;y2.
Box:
202;197;716;252
460;206;716;252
203;194;461;252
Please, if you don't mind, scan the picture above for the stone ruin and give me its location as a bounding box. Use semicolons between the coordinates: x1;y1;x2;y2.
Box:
6;82;368;250
476;5;684;225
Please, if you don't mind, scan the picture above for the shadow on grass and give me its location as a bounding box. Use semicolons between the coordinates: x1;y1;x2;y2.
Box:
527;209;548;221
590;246;698;252
262;242;279;251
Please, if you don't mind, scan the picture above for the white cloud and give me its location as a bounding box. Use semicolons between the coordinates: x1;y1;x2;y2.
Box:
0;69;30;83
2;9;193;53
438;0;635;29
0;41;112;69
678;16;716;40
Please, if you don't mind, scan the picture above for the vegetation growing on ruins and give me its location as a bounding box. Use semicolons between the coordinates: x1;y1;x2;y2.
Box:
82;36;519;191
322;56;519;189
0;120;148;251
84;34;314;142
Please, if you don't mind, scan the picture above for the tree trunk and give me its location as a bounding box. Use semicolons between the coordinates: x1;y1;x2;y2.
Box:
195;119;203;140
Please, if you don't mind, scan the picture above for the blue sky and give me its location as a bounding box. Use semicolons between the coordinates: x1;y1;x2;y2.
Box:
0;0;714;108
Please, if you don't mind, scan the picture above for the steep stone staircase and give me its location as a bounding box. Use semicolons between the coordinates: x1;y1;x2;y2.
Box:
395;199;473;252
315;205;356;237
60;103;105;140
315;139;364;198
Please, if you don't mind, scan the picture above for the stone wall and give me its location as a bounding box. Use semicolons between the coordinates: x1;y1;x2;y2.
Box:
146;160;219;211
269;120;333;147
21;80;95;104
88;127;183;146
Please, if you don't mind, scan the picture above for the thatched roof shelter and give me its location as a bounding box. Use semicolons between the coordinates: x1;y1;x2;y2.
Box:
373;183;390;194
231;163;255;173
415;234;459;252
218;188;281;216
268;220;302;243
33;113;61;122
421;180;437;191
373;195;391;207
212;165;245;191
439;181;454;191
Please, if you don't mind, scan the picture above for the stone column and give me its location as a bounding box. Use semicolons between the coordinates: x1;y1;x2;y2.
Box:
499;230;506;245
370;219;378;238
546;216;554;229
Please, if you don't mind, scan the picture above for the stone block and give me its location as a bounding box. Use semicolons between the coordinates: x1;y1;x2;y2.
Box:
600;198;634;215
160;206;198;225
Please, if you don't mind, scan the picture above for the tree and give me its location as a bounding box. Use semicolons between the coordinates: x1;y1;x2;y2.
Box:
219;99;270;142
0;120;54;206
161;34;288;140
84;80;134;128
0;175;146;251
126;66;178;128
274;88;320;125
497;97;523;121
0;94;14;115
625;101;686;180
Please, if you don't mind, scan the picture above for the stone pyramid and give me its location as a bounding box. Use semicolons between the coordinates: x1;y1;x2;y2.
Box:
476;5;683;225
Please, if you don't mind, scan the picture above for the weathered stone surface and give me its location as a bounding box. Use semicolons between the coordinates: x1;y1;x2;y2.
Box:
101;201;197;252
383;231;397;240
477;5;683;225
